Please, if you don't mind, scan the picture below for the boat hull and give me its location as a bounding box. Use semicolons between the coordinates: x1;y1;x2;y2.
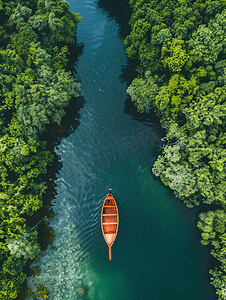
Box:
101;189;119;260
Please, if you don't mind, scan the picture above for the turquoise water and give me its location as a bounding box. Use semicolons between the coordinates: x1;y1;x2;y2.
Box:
27;0;216;299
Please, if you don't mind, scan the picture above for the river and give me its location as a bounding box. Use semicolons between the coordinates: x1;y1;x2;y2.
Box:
26;0;216;299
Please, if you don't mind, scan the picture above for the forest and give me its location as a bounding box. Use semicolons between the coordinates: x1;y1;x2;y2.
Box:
0;0;81;298
124;0;226;298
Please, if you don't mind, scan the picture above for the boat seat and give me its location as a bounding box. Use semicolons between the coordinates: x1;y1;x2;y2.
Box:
102;214;117;216
103;231;117;235
102;222;118;224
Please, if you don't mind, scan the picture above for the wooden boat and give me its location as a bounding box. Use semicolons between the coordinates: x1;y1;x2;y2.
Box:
101;189;119;260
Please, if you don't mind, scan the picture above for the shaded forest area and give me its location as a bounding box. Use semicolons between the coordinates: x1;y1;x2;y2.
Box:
124;0;226;299
0;0;82;298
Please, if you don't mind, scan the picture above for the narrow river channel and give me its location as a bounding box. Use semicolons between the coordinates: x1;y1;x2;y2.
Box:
27;0;216;299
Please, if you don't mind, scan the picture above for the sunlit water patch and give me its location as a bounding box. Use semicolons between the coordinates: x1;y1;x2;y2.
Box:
26;220;86;299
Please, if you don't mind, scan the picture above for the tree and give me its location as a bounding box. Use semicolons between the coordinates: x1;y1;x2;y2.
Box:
155;73;198;119
183;87;226;130
7;227;40;260
127;71;159;113
162;38;190;73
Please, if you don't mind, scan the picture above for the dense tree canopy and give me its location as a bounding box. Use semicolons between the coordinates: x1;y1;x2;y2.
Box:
0;0;81;298
125;0;226;298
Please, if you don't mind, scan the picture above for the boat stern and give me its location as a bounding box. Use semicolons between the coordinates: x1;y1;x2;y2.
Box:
104;233;116;246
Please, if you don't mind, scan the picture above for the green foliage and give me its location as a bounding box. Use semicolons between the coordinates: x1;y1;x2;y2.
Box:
152;114;226;207
127;71;159;113
152;136;198;205
0;0;82;298
0;270;26;299
36;0;82;44
197;210;226;299
188;15;225;66
162;39;189;73
124;3;163;72
155;73;198;119
7;228;40;259
183;87;226;130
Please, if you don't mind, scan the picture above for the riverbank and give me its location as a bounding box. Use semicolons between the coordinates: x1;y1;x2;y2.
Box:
124;0;226;298
0;1;81;298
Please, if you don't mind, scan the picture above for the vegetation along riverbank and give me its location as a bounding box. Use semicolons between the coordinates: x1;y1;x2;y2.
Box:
0;0;82;298
124;0;226;299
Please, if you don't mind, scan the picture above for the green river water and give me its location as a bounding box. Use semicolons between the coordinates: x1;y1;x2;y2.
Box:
26;0;216;299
